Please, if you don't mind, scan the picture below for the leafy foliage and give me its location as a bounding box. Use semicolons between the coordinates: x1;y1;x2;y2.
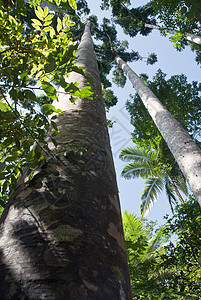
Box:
151;0;201;63
102;0;201;65
120;146;188;216
124;198;201;298
0;0;92;207
101;0;156;37
160;196;201;298
123;211;169;299
102;89;118;110
152;0;201;30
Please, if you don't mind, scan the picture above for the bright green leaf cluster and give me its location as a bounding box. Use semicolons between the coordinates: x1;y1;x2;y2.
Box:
0;0;88;209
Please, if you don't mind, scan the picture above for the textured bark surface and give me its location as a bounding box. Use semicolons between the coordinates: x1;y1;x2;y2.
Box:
116;56;201;208
0;24;132;300
145;23;201;45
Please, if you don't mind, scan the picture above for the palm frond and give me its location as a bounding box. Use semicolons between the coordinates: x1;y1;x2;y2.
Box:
121;161;156;179
140;178;164;217
120;147;150;162
120;147;158;163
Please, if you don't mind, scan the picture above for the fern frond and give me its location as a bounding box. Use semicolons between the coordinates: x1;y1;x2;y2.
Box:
123;211;148;241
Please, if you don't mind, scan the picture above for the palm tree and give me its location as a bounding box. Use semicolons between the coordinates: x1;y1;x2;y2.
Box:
115;55;201;209
123;211;169;298
0;22;132;299
120;147;188;216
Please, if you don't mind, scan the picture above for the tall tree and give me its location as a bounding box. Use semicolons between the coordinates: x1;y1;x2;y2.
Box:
126;70;201;189
115;55;201;209
120;147;187;216
102;0;201;64
0;21;132;300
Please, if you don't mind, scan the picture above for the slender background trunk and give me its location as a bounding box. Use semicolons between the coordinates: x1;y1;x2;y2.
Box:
116;55;201;209
145;23;201;45
0;23;132;300
168;177;185;204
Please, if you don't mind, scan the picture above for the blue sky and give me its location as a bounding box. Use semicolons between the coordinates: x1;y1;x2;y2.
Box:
86;0;201;224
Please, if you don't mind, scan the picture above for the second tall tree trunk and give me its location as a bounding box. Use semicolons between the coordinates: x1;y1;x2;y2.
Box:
116;55;201;209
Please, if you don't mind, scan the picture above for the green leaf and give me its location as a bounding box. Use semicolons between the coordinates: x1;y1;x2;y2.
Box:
31;18;43;27
32;23;41;31
41;81;57;99
11;175;17;189
8;15;17;25
35;6;44;21
44;6;49;17
49;27;56;38
44;14;54;21
43;20;53;26
68;0;77;10
2;180;8;194
79;86;93;99
60;44;78;66
6;156;18;163
52;130;59;136
57;17;62;32
51;137;58;147
24;90;37;102
140;178;164;216
0;101;10;112
44;59;56;73
64;82;79;93
51;121;57;130
42;104;62;115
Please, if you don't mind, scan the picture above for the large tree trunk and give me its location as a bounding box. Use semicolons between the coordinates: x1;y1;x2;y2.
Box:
116;55;201;209
0;23;132;300
145;23;201;45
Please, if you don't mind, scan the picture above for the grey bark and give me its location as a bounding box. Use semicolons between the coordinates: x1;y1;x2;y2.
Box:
0;23;132;300
145;23;201;45
116;55;201;209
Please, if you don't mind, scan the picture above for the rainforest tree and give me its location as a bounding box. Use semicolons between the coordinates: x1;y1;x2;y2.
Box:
101;0;201;64
126;70;201;185
115;56;201;208
0;1;132;298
